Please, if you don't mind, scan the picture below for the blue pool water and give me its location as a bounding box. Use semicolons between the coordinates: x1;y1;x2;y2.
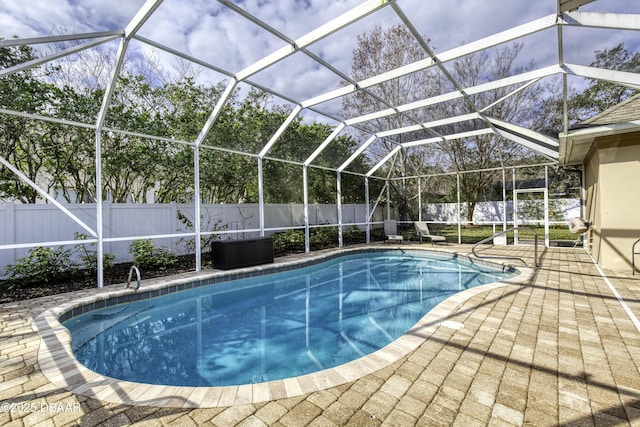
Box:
64;251;515;387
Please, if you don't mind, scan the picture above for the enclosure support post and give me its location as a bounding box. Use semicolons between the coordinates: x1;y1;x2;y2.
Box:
513;168;518;245
456;173;461;244
337;171;343;248
303;165;310;253
544;165;550;247
502;168;507;233
93;34;130;288
417;177;422;222
386;182;391;220
365;178;370;244
581;166;587;249
257;106;302;239
257;158;265;237
194;145;201;271
95;129;104;288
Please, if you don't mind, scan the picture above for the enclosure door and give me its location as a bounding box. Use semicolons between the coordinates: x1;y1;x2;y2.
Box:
513;188;549;248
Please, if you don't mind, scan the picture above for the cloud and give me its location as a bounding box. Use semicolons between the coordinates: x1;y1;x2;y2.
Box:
231;0;362;40
0;0;146;37
2;0;639;110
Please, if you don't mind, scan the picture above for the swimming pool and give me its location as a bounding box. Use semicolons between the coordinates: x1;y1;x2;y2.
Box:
62;250;516;388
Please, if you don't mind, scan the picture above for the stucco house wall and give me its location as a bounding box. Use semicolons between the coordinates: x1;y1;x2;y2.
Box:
560;93;640;273
583;133;640;271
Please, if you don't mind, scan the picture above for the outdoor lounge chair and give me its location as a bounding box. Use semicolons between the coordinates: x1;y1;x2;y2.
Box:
414;221;446;244
384;220;404;243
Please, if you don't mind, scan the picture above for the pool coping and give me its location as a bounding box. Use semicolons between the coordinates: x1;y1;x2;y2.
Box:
32;245;535;408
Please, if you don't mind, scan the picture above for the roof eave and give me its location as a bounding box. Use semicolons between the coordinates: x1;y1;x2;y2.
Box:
558;120;640;165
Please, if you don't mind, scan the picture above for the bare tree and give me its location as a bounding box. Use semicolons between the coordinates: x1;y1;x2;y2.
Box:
341;24;442;221
433;44;545;223
343;24;549;223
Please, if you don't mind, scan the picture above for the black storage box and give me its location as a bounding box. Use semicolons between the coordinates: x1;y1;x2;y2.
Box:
212;237;274;270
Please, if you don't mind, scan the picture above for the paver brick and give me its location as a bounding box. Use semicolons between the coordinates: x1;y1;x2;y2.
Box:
236;415;269;427
320;401;355;425
379;375;412;399
361;391;397;420
95;412;130;427
211;405;256;427
336;388;368;411
458;396;493;422
305;389;338;410
254;402;287;425
393;394;426;419
2;247;640;427
420;401;457;427
187;407;224;424
310;415;342;427
277;400;322;427
451;412;485;427
380;408;416;426
492;402;524;425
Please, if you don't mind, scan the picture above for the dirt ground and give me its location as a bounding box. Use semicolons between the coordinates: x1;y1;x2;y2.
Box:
0;255;199;304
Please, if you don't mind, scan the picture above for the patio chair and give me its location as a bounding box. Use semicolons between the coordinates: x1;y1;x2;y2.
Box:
414;221;446;244
383;220;404;243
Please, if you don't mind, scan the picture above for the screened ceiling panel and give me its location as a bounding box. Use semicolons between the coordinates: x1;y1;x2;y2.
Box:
398;0;557;54
0;1;147;36
303;96;344;123
301;3;417;72
562;26;640;66
247;51;347;103
224;0;361;41
137;0;288;73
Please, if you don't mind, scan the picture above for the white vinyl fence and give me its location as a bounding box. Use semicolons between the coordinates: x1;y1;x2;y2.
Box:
422;199;581;224
0;198;580;274
0;202;382;273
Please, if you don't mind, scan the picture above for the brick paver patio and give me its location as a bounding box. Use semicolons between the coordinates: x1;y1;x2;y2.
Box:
1;244;640;426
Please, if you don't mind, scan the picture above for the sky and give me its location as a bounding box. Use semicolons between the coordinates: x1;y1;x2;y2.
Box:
1;0;640;124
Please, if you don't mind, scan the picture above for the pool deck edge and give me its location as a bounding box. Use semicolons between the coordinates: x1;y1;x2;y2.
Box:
33;245;534;408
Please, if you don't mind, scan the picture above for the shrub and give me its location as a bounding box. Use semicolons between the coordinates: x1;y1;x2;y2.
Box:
176;209;223;255
74;233;115;274
128;239;177;271
310;226;338;250
342;225;366;245
273;226;367;254
4;246;76;288
272;229;305;254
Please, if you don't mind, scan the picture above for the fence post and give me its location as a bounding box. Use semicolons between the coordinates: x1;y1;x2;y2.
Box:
5;203;15;267
103;201;111;262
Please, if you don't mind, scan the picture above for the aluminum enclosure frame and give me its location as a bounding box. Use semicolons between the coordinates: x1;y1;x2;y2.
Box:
1;0;639;286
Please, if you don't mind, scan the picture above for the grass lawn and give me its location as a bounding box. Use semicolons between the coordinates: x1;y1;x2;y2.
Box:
414;224;576;244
